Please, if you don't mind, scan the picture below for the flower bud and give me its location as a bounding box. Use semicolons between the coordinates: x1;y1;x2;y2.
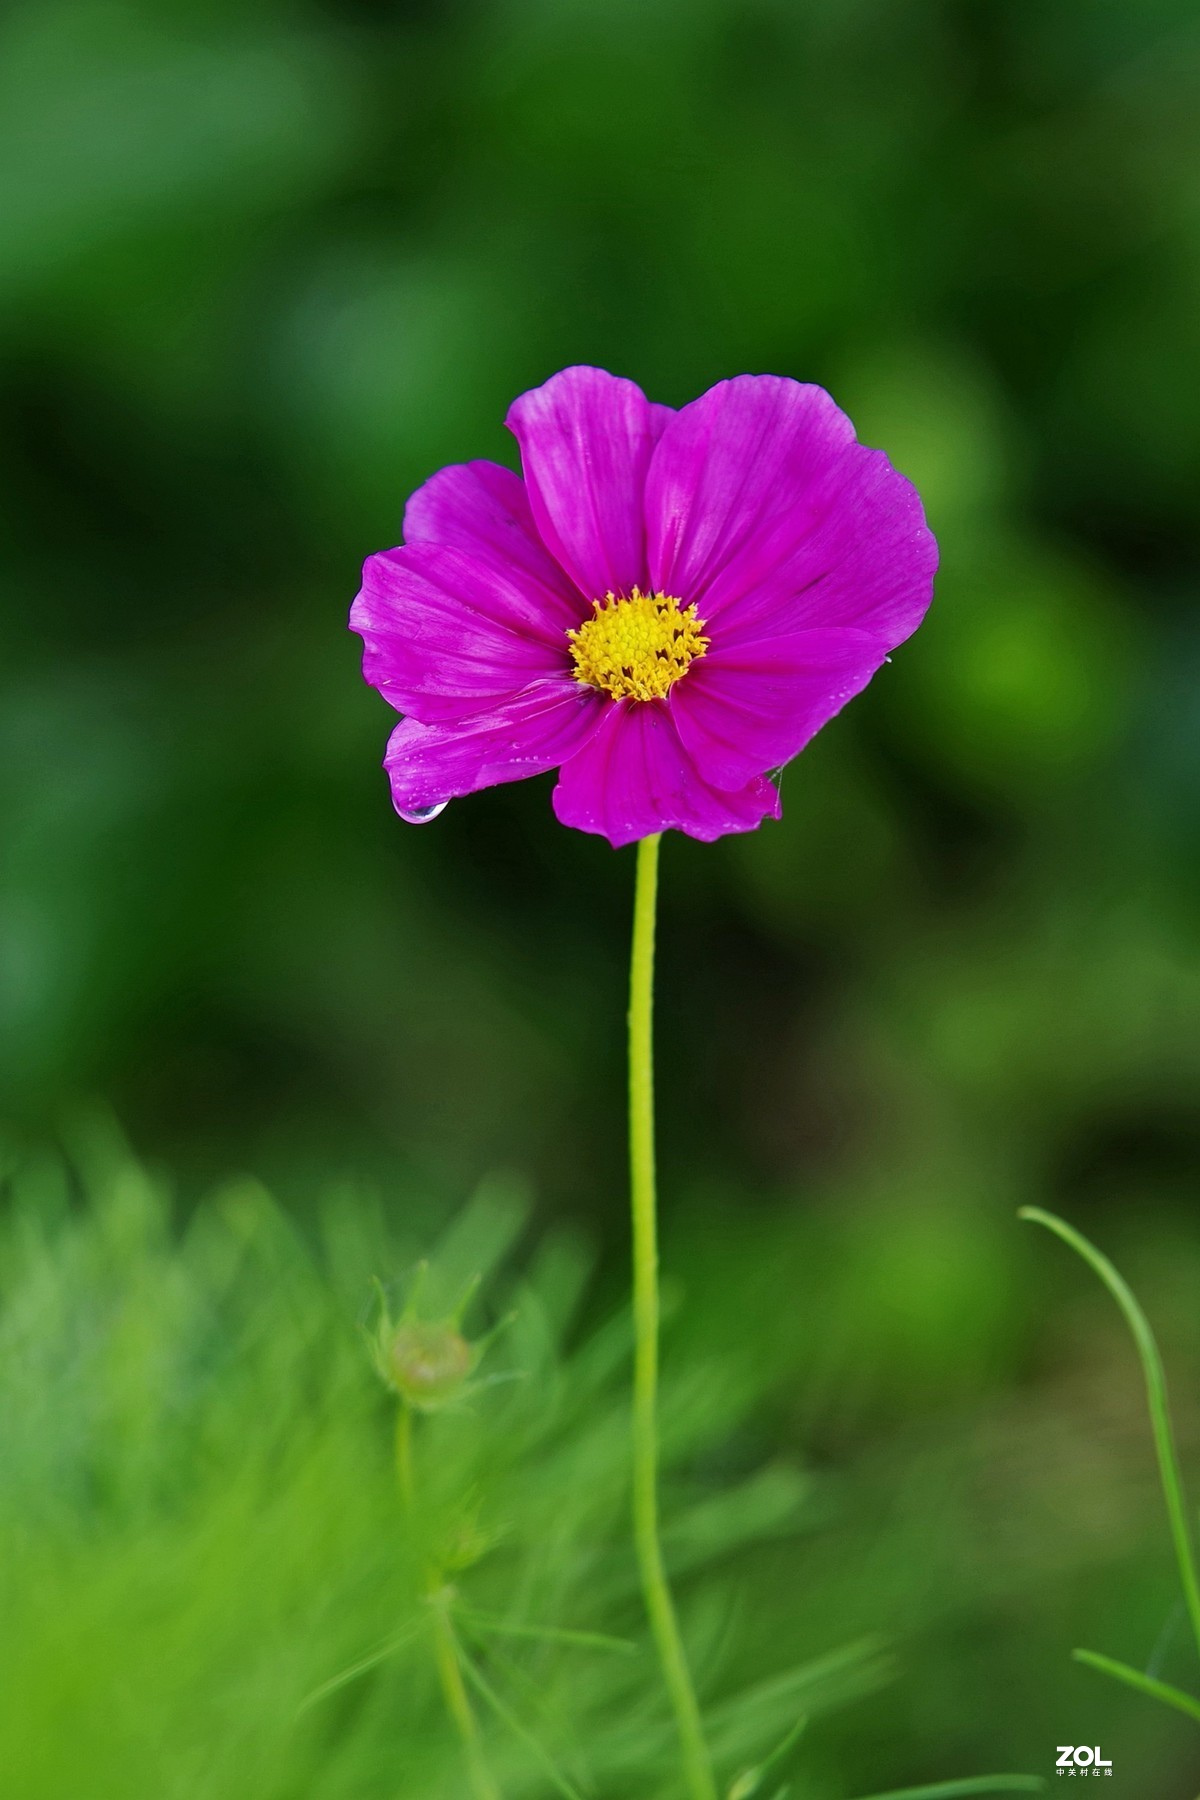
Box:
385;1319;472;1411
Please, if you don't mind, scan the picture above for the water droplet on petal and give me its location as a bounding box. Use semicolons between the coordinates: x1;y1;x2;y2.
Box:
397;801;448;824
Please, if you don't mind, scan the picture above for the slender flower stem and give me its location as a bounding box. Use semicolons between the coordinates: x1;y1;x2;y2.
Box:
395;1400;414;1512
397;1400;500;1800
628;832;717;1800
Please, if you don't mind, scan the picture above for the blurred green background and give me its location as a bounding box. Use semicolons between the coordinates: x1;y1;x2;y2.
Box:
3;0;1200;1794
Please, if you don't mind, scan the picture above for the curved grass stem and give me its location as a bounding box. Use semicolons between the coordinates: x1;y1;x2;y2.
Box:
1020;1207;1200;1667
628;832;717;1800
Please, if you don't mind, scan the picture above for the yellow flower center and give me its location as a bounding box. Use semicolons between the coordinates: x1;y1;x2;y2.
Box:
567;588;709;702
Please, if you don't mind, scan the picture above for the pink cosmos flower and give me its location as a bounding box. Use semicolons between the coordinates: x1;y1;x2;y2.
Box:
350;367;936;848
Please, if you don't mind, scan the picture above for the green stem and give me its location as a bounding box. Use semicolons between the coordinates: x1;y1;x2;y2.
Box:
429;1592;502;1800
396;1401;500;1800
1020;1207;1200;1665
628;832;717;1800
396;1399;414;1512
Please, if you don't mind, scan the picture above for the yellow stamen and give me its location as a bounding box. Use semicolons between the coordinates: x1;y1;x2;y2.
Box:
567;588;709;702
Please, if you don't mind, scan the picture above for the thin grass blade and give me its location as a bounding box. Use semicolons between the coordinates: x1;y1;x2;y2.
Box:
1019;1207;1200;1663
458;1642;589;1800
296;1618;425;1715
1072;1648;1200;1724
460;1610;637;1655
849;1778;1044;1798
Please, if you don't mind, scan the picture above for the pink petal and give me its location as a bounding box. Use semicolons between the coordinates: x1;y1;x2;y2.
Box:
506;366;662;602
402;460;583;635
719;449;938;650
648;402;677;442
551;698;781;849
670;628;888;790
351;544;570;725
645;375;936;648
384;679;605;815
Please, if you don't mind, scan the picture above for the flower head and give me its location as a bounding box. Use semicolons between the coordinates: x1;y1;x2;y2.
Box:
384;1319;473;1410
351;368;936;848
370;1266;501;1414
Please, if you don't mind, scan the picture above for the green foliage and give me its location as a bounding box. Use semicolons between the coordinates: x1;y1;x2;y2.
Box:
0;1125;902;1799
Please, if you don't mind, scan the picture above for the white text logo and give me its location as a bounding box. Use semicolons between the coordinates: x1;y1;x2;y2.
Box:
1057;1746;1112;1777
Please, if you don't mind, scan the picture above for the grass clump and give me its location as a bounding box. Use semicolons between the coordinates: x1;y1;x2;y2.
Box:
0;1122;894;1799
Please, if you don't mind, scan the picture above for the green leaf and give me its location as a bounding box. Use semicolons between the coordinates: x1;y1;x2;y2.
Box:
459;1610;637;1656
457;1645;588;1800
296;1618;425;1715
849;1779;1044;1798
727;1713;807;1797
1072;1648;1200;1724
